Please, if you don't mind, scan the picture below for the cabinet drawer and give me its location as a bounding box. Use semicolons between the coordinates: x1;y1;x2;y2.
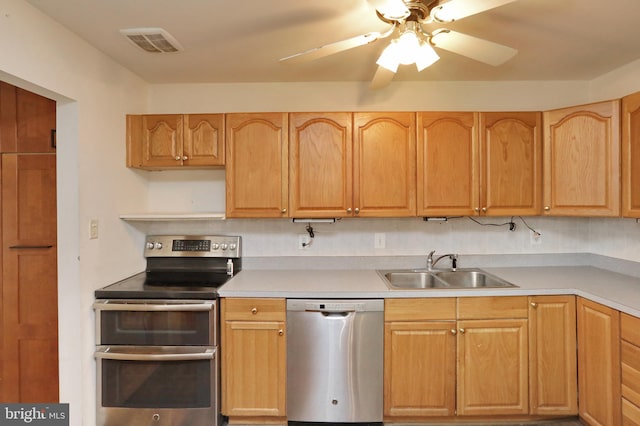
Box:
622;313;640;347
385;298;456;321
623;398;640;425
622;340;640;407
222;298;286;321
458;296;528;319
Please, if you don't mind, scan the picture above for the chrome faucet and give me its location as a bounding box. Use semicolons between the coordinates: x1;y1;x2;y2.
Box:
427;250;458;271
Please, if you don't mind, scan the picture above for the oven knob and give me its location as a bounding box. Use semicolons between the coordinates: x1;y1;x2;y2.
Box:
154;242;163;250
221;243;228;250
229;243;237;250
212;243;220;250
146;242;155;249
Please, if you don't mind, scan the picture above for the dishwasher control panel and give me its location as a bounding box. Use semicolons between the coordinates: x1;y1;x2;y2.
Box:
287;299;383;313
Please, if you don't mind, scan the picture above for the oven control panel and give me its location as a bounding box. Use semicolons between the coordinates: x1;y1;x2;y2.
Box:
144;235;241;258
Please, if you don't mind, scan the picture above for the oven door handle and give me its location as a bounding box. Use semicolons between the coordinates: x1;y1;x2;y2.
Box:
94;347;216;361
93;301;215;312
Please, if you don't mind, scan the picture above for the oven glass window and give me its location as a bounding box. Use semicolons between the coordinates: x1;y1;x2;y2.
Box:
100;311;213;346
102;359;211;408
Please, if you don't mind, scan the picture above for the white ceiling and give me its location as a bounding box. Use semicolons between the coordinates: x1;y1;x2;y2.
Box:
24;0;640;85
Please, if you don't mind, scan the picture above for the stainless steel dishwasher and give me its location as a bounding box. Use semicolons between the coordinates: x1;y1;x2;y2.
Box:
286;299;384;423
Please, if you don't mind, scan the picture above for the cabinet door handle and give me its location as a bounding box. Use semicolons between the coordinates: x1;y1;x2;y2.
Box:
450;329;457;335
278;329;284;336
482;207;487;213
346;208;352;214
474;207;480;213
544;206;550;211
531;302;538;308
354;208;360;214
9;245;53;249
182;156;188;161
175;156;181;161
281;208;287;214
459;328;465;334
51;129;56;149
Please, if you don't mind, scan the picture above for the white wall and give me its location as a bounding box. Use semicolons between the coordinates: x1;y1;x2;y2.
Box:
0;1;149;424
2;0;640;424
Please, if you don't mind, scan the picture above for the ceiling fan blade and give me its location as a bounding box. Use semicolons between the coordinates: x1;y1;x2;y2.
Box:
370;66;396;89
431;0;517;22
431;29;517;66
368;0;410;20
280;32;382;64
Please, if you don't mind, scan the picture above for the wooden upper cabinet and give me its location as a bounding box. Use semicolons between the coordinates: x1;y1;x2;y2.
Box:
480;112;542;216
543;100;621;216
225;113;288;218
126;114;224;169
354;112;416;217
0;82;56;153
289;112;353;217
418;112;478;216
622;91;640;217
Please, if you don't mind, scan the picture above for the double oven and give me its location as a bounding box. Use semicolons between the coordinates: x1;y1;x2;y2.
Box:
94;235;241;426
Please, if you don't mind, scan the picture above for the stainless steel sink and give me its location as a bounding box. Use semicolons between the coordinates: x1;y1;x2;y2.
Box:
379;268;518;290
433;269;518;288
382;271;448;289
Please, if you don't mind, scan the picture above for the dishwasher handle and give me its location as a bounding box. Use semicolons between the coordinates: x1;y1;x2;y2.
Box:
288;299;384;313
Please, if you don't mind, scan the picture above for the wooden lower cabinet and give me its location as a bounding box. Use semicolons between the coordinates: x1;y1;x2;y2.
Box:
528;295;578;415
577;297;621;426
621;313;640;425
385;297;534;420
221;298;286;424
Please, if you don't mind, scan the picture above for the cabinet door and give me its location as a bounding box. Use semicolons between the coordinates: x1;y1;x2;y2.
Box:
1;154;58;402
0;82;56;153
222;320;286;419
622;91;640;217
480;112;542;216
226;113;288;218
354;112;416;217
183;114;224;166
417;112;478;216
528;295;577;415
384;321;456;417
577;297;622;426
136;114;184;168
543;100;620;216
457;318;528;416
289;112;353;217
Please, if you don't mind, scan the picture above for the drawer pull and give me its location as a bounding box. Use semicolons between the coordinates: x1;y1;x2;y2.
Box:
251;307;258;315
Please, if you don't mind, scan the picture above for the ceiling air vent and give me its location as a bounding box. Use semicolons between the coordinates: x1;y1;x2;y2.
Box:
120;28;183;53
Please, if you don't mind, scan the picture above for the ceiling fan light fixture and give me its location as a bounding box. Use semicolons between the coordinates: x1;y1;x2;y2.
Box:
396;30;422;65
376;42;401;72
415;42;440;71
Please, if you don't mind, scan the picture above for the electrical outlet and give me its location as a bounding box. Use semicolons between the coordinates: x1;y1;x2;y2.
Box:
374;233;386;249
298;234;311;249
89;219;99;239
530;229;542;245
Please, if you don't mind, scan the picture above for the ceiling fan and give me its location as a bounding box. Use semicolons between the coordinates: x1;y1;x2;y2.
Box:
280;0;519;88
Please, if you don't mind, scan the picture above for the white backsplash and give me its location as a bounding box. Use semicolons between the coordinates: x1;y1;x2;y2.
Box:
135;170;640;264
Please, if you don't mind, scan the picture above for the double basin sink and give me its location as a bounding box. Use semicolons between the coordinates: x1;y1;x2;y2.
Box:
378;268;518;290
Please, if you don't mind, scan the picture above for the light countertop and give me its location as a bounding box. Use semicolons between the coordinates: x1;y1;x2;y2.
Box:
218;266;640;317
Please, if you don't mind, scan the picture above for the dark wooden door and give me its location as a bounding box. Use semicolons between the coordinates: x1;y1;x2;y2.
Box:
1;153;58;402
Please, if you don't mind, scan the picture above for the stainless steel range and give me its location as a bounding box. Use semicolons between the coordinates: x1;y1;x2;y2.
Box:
93;235;241;426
